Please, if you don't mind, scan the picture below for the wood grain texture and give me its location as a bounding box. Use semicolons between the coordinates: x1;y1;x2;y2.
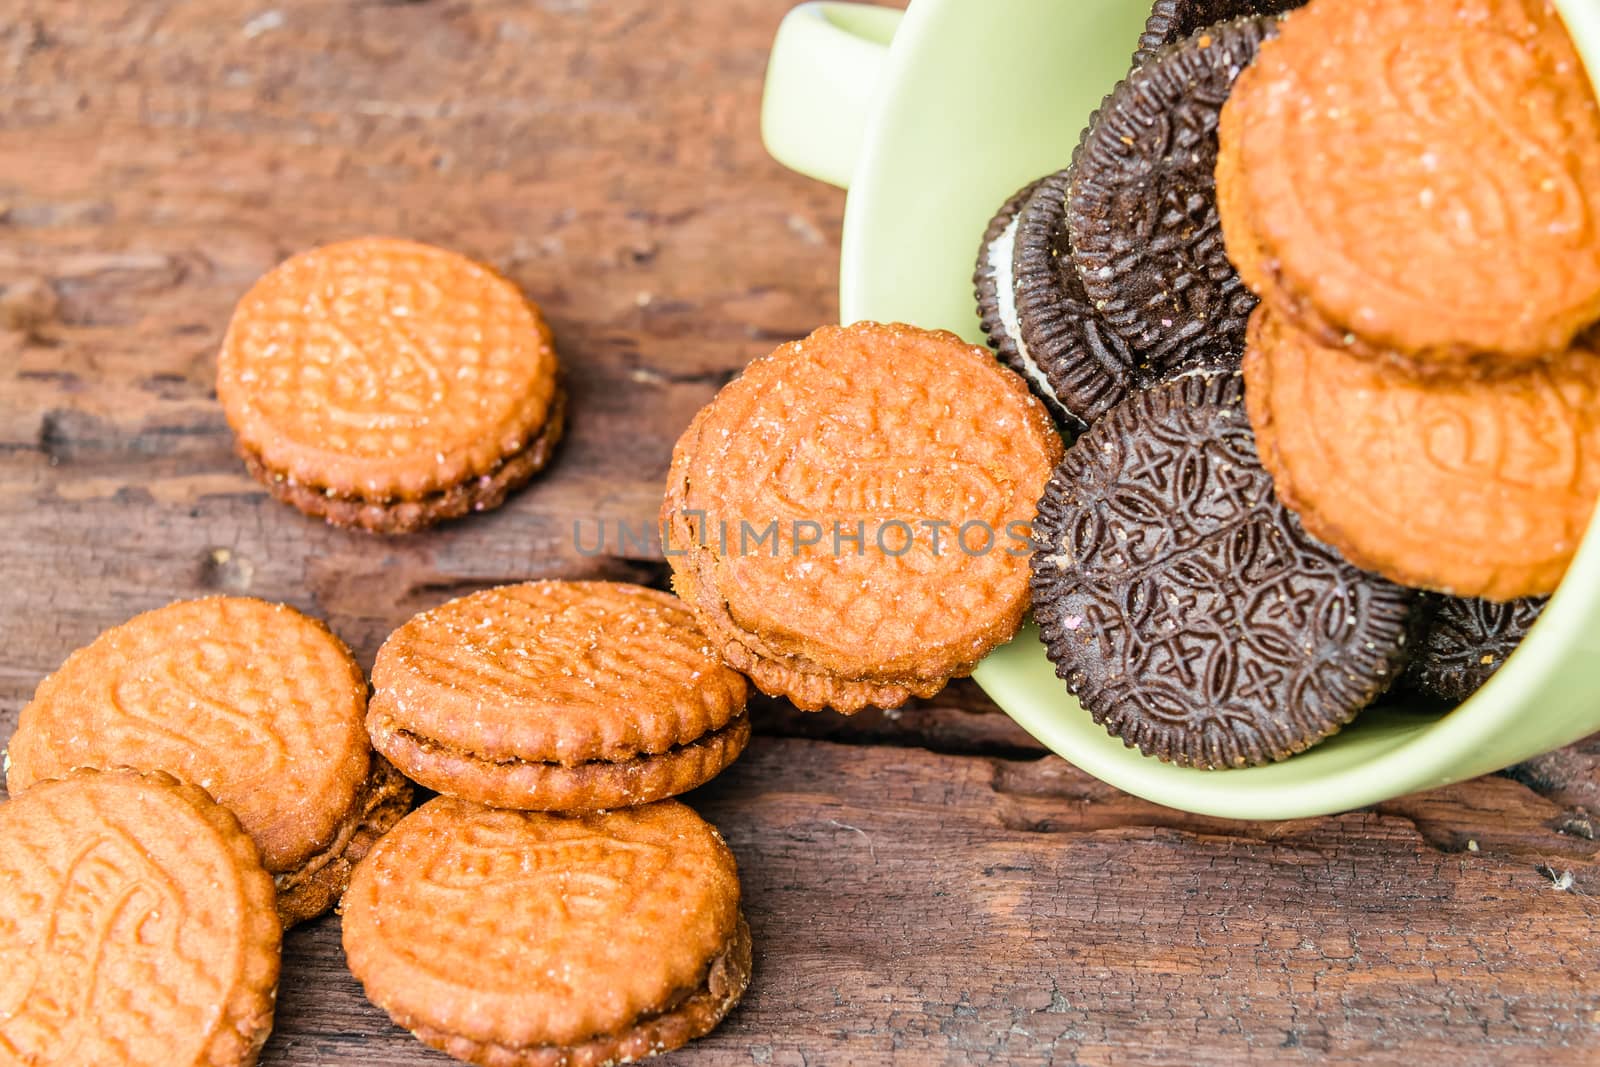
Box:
1;1;1598;1064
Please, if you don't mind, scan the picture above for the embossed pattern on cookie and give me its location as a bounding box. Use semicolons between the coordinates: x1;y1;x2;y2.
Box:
7;597;372;878
368;581;750;811
217;237;562;507
1404;594;1548;701
1244;306;1600;600
0;771;280;1067
371;581;747;764
1223;0;1600;369
1070;17;1280;371
1031;371;1415;768
662;322;1062;713
342;798;749;1066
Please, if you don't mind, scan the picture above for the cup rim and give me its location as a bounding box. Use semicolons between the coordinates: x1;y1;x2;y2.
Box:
837;0;1600;818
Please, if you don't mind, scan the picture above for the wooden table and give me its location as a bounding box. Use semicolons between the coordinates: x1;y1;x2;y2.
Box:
3;2;1598;1063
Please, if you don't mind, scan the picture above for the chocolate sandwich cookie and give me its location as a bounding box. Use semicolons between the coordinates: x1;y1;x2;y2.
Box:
368;581;750;811
1218;0;1600;373
1016;170;1146;427
342;797;750;1067
664;322;1062;714
1244;305;1600;601
1404;595;1548;702
1031;371;1416;768
0;770;281;1067
218;237;565;534
974;179;1053;409
1134;0;1304;66
5;596;412;927
976;171;1140;429
1069;17;1280;372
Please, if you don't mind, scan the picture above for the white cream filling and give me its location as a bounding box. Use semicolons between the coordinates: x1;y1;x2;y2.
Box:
987;216;1065;409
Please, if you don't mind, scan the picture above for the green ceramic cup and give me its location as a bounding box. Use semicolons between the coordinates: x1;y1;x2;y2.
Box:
760;0;1600;819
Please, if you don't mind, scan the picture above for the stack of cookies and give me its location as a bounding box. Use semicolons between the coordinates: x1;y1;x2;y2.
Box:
5;597;413;929
1;238;763;1065
974;3;1301;432
1224;0;1597;697
6;1;1598;1058
0;597;407;1067
0;583;755;1066
1220;0;1600;606
978;0;1600;767
347;579;754;1065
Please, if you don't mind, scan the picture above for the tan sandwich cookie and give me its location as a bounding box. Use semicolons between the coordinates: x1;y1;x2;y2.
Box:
664;524;925;713
1214;91;1270;300
662;321;1062;713
5;596;412;927
270;754;414;927
0;769;281;1067
368;581;750;811
217;236;564;534
1244;306;1600;601
342;797;750;1067
1219;0;1600;374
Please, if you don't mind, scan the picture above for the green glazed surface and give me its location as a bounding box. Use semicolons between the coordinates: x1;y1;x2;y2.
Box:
762;0;1600;818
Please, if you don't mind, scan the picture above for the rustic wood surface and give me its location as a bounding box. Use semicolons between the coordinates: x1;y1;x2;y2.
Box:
2;1;1598;1064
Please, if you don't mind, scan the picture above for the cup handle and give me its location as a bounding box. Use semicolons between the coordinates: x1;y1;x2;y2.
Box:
761;3;904;190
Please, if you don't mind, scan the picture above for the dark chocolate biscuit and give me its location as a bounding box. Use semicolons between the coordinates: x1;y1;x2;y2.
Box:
1011;169;1139;429
1070;17;1279;372
1134;0;1304;67
1403;595;1548;702
974;178;1076;424
1030;371;1417;769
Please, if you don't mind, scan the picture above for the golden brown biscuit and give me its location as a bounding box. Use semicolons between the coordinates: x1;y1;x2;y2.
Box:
662;322;1063;713
217;237;564;533
1220;0;1600;373
665;529;928;713
341;797;749;1067
0;769;281;1066
271;754;414;928
368;581;750;810
5;596;412;926
1214;89;1269;299
1243;306;1600;600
